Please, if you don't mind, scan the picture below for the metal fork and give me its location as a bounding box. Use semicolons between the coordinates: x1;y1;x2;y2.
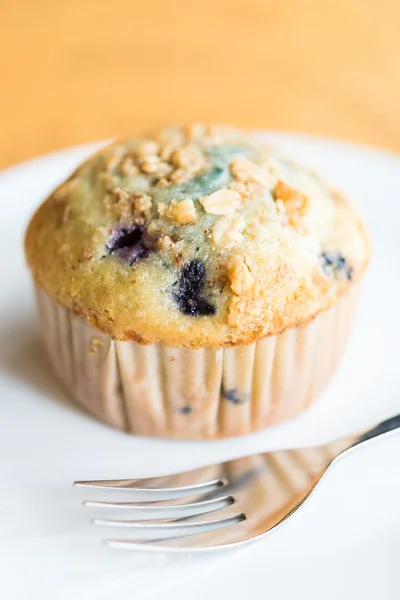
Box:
75;414;400;551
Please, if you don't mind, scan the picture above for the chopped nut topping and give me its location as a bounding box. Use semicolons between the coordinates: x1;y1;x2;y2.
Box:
139;155;161;174
169;167;192;184
274;181;308;214
132;192;152;215
170;199;197;224
159;143;178;162
212;215;245;248
135;140;160;158
171;144;205;172
274;182;308;234
200;188;242;215
157;177;170;188
103;186;150;221
156;161;174;178
100;130;208;189
111;186;130;202
230;157;276;188
109;189;132;221
119;156;140;177
227;255;254;295
159;199;197;225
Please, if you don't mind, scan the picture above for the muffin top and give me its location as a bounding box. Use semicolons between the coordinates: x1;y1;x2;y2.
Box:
25;124;369;348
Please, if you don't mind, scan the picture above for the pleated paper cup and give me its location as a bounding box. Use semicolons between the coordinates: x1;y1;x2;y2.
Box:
35;284;360;439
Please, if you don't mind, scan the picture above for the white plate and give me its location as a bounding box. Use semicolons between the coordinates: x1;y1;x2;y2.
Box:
0;134;399;600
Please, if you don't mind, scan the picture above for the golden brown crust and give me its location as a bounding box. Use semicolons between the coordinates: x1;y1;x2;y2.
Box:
25;125;370;348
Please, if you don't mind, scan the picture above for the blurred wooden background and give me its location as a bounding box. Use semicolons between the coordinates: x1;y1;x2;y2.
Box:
1;0;400;168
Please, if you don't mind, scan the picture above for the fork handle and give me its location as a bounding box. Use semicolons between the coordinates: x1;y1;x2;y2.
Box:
351;414;400;448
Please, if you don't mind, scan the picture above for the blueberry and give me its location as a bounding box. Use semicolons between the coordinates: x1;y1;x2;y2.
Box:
178;406;192;415
222;388;249;405
173;259;216;317
321;251;353;281
107;226;154;265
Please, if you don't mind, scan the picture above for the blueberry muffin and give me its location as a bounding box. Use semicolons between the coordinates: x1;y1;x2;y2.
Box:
25;124;369;438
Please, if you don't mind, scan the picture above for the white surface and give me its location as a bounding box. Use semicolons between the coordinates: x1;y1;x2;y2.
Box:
0;134;399;599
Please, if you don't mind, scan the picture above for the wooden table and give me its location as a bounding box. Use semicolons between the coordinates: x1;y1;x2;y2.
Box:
1;0;399;169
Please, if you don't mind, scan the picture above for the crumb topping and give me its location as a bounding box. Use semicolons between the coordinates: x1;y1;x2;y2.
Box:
227;255;254;296
25;124;369;347
199;188;242;215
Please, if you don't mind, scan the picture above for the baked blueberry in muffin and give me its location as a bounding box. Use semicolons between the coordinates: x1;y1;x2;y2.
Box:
25;124;369;438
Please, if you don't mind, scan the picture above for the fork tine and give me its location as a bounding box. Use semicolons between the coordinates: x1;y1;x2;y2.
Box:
74;478;228;500
104;511;250;550
84;495;234;519
96;513;246;540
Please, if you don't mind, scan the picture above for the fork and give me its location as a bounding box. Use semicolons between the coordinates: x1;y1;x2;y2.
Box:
75;414;400;551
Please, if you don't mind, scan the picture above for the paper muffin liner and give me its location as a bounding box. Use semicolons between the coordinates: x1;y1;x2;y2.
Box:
34;284;360;439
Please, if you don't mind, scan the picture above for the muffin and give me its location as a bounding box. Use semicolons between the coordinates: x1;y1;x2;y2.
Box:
25;124;369;438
